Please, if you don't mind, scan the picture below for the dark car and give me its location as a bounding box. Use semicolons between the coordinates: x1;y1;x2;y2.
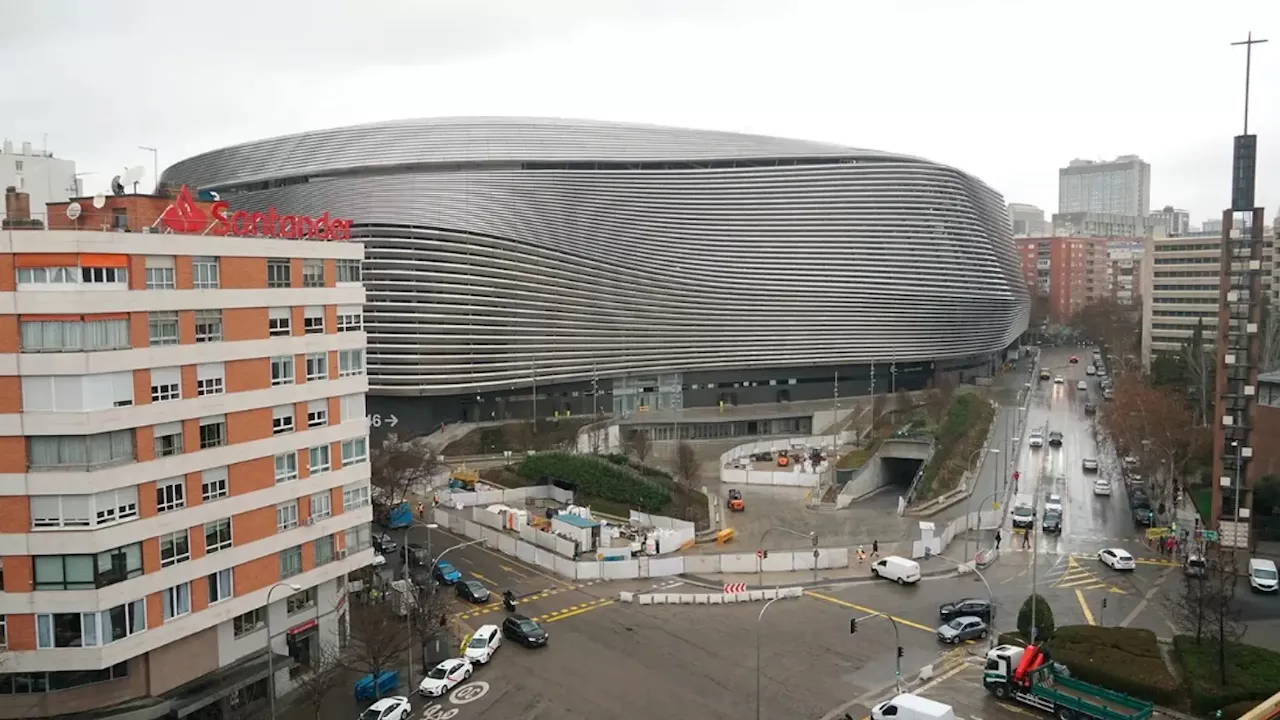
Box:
502;614;549;647
455;579;490;604
1048;431;1064;447
1133;506;1155;527
1084;403;1097;416
372;533;397;555
1042;510;1062;534
406;543;431;567
1130;489;1150;508
938;598;992;623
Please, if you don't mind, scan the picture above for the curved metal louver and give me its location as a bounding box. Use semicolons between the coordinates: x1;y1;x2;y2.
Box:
163;117;1029;396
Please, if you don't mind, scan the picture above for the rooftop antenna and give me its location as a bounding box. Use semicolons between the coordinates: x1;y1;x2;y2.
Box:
122;166;145;194
110;175;125;196
92;193;106;209
137;146;158;193
1231;32;1268;135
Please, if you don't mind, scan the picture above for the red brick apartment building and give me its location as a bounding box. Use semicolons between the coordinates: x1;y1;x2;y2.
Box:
0;188;372;718
1017;236;1111;323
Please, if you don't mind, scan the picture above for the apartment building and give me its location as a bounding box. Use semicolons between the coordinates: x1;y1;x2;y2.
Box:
1016;236;1110;324
0;193;372;719
1141;228;1277;362
1106;239;1144;306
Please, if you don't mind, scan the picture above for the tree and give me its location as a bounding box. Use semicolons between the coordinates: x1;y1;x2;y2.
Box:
1029;294;1051;329
291;641;344;720
406;581;463;669
1165;563;1211;644
371;436;442;524
587;422;605;455
1072;298;1140;356
1200;542;1246;685
871;394;887;432
342;598;413;699
894;388;914;422
501;420;532;452
674;441;699;491
1182;318;1215;426
1262;302;1280;373
626;428;652;463
925;389;947;425
1017;593;1055;642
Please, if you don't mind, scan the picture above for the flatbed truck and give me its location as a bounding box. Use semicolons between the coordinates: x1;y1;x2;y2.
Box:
982;644;1153;720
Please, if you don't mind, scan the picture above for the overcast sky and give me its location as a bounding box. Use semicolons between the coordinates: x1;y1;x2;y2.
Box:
3;0;1278;224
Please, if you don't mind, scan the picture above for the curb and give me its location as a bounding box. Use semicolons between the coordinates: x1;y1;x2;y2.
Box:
678;565;957;591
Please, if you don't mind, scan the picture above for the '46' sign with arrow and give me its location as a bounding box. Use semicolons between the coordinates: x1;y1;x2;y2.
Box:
368;414;399;429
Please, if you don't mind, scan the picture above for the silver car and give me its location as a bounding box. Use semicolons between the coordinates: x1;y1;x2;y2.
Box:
936;615;988;644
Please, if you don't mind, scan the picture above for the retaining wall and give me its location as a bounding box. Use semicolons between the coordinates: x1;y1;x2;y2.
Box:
720;467;823;487
443;485;575;508
718;432;856;466
618;586;804;605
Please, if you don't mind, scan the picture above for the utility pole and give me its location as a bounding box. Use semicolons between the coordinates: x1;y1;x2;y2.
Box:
1030;492;1039;642
530;357;538;426
1232;32;1268;135
891;351;897;394
832;370;839;451
592;363;599;417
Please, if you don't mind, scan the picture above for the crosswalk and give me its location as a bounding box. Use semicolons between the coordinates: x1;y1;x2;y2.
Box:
1048;556;1127;593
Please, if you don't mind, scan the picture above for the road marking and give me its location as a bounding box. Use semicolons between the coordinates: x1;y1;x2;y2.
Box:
499;564;529;578
1120;567;1173;627
1075;589;1096;626
1051;557;1126;594
449;680;490;705
537;598;614;623
454;585;576;620
432;525;574;587
805;591;934;633
470;572;495;586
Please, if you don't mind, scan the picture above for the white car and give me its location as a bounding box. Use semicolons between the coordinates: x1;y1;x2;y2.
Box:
1085;365;1096;376
464;624;502;665
1123;456;1139;467
371;554;386;567
1082;458;1098;472
1044;493;1063;514
1054;376;1065;384
1076;380;1088;391
1099;548;1136;570
418;658;473;697
360;696;412;720
1028;430;1044;448
1093;478;1112;496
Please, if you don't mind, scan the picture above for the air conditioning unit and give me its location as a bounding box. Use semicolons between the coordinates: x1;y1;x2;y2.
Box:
305;517;315;526
336;549;348;559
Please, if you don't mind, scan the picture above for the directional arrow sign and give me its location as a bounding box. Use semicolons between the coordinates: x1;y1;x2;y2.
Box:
387;414;399;428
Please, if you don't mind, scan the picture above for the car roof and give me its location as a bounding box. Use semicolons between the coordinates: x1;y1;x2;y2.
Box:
438;561;455;569
506;613;533;623
474;624;499;637
369;697;407;709
437;658;465;668
1108;548;1133;557
951;615;985;623
1251;558;1277;570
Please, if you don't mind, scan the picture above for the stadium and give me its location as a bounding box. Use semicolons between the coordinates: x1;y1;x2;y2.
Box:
163;117;1029;438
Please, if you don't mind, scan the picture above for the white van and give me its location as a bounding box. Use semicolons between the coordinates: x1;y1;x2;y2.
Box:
1249;558;1278;592
872;693;956;720
871;556;921;585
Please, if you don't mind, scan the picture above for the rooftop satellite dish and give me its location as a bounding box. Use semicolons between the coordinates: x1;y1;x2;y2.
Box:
92;193;106;209
122;166;145;192
111;175;125;195
66;202;82;221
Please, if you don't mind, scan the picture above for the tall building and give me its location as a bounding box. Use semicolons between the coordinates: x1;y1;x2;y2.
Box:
1149;205;1191;236
1016;236;1111;323
1051;212;1149;238
0;140;79;227
1058;155;1151;217
0;191;372;719
1203;218;1224;234
1008;203;1049;237
1105;239;1144;306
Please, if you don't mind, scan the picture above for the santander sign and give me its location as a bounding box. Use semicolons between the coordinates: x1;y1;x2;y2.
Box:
161;186;353;240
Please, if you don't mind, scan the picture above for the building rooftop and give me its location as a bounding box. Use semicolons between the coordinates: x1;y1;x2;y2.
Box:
1259;370;1280;385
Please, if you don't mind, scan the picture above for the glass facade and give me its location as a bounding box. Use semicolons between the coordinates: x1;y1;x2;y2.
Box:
612;373;683;417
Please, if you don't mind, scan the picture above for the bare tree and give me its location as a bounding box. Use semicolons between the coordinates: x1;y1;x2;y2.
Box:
1200;542;1246;685
626;428;652;463
292;641;345;720
924;389;946;425
501;420;531;452
371;437;443;524
870;394;887;432
587;423;604;455
894;388;914;423
1165;564;1211;644
674;441;699;490
406;583;462;669
1182;318;1214;426
1262;302;1280;373
341;600;413;699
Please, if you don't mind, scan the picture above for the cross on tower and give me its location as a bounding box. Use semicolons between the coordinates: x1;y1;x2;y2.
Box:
1231;31;1268;134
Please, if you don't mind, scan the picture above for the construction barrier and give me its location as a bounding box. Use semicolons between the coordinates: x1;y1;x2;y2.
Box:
617;587;804;605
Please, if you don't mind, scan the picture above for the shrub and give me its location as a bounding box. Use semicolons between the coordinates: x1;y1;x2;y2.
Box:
916;393;996;499
1173;634;1280;714
1052;626;1180;706
517;453;671;512
1016;594;1056;642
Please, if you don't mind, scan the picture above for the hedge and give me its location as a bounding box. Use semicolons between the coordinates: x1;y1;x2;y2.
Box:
1173;634;1280;714
995;626;1181;707
603;453;675;482
517;453;671;512
916;393;995;499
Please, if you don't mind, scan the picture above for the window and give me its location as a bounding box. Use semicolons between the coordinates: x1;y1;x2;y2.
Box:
81;265;128;285
199;416;226;449
267;259;292;288
274;452;298;484
0;616;6;649
277;501;299;532
208;569;233;604
85;318;130;350
161;583;191;621
159;530;190;567
33;543;143;590
156;478;185;513
341;436;368;465
28;430;135;471
305;352;328;381
29;490;136;529
272;405;295;435
205;518;233;553
302;260;325;287
13;160;20;171
303;306;324;334
336;305;362;332
342;482;370;511
22;372;132;412
271;356;295;386
202;466;229;501
315;535;335;566
340;393;366;423
307;399;328;428
154;421;183;457
268;307;292;336
338;349;364;377
148;311;179;346
16;266;76;285
336;259;361;283
145;256;176;289
93;487;138;525
197;363;225;396
195;309;223;343
192;257;220;289
279;546;303;578
150;367;181;402
344;523;373;553
286;588;316;614
310;491;332;521
309;444;331;475
233;608;265;638
19;318;128;352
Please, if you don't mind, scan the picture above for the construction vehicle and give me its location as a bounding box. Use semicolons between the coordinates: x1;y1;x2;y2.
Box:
982;644;1153;720
449;468;480;490
726;489;745;512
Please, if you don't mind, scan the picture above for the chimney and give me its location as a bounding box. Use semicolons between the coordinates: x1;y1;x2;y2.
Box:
20;142;31;156
5;186;31;221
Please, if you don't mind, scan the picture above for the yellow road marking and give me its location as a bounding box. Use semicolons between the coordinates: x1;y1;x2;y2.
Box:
806;591;935;633
1052;557;1126;594
435;526;574;587
1076;589;1096;626
536;599;614;623
470;572;495;586
500;564;528;578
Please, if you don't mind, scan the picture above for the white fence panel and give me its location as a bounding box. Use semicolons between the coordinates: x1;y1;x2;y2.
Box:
535;549;557;571
474;490;504;506
648;556;685;577
720;553;757;574
482;528;502;547
828;548;850;568
721;469;749;485
516;541;537;564
534;532;556;551
554;556;578;579
760;552;795;573
576;561;601;580
602;560;640;580
793;550;817;571
683;555;721;574
554;536;577;557
463;520;484;539
431;508;451;528
450;492;479;507
497;534;517;556
518;526;538;545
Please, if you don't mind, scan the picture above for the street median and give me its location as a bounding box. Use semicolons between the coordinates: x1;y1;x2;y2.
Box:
617;587;805;605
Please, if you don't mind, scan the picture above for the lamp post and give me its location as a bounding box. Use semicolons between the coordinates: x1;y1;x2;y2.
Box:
849;611;906;690
756;596;782;720
137;145;158;193
265;581;303;720
1232;441;1243;548
926;549;996;649
963;448;999;568
757;525;817;587
406;522;439;681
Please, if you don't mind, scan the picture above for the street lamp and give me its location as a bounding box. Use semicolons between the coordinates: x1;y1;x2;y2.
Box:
265;581;303;720
757;526;817;587
756;596;782;720
963;448;998;567
405;522;439;681
848;611;906;691
926;549;996;649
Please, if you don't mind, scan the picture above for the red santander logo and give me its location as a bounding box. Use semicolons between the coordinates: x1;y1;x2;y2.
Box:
161;186;353;241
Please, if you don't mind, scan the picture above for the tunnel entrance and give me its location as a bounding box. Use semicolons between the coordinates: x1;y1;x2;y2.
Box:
882;457;923;489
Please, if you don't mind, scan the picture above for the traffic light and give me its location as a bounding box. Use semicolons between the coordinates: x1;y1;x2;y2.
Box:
1102;598;1108;609
897;646;904;658
849;618;858;634
757;549;768;559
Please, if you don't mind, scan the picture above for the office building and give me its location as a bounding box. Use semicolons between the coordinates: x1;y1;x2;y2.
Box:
0;141;79;227
1149;205;1191;236
1051;211;1148;238
1058;155;1151;217
1106;239;1144;306
1008;203;1049;237
1016;237;1111;323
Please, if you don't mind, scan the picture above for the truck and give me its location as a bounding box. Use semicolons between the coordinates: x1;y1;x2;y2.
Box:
982;644;1153;720
389;578;417;617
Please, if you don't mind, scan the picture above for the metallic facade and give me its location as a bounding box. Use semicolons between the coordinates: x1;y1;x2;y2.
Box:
164;117;1029;397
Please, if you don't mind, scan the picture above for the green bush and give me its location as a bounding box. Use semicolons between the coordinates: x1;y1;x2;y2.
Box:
1174;634;1280;714
1016;594;1056;642
517;453;671;512
917;393;996;499
1052;626;1180;706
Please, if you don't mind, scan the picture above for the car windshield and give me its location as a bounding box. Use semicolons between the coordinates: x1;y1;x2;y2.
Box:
1256;568;1278;580
438;563;455;574
946;619;967;630
518;620;541;632
468;636;491;648
1014;506;1033;517
427;665;451;679
1045;513;1061;522
359;707;388;720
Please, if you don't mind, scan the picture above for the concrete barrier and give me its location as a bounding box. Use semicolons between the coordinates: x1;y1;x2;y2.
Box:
720;467;823;487
719;434;856;466
620;586;804;604
443;485;575;508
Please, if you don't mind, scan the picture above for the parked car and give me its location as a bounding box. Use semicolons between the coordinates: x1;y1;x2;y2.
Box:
1082;457;1098;472
1084;402;1097;415
1133;506;1155;526
406;543;431;567
1043;493;1063;513
433;561;462;585
359;696;412;720
938;598;993;623
1048;431;1064;447
1103;389;1114;400
372;533;398;555
455;579;491;604
936;616;989;644
463;624;502;665
1011;504;1036;529
1041;510;1062;534
502;614;550;647
1099;548;1136;570
1249;558;1278;592
418;659;473;697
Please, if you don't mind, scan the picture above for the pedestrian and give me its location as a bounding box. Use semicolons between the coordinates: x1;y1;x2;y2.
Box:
417;501;425;519
994;529;1002;550
871;540;880;558
1022;530;1031;549
857;546;866;564
432;494;439;509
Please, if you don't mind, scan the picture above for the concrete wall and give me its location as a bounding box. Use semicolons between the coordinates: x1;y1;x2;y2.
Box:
837;458;884;508
443;485;575;508
720;467;822;487
718;432;855;465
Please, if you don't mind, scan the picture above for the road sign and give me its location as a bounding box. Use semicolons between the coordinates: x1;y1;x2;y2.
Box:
368;413;399;428
723;582;747;594
1203;530;1219;542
